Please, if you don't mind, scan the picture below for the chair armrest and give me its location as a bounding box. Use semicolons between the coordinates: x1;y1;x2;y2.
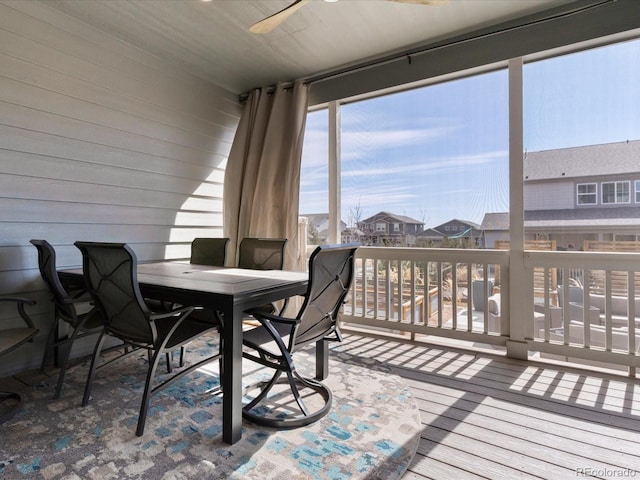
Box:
62;296;94;305
245;309;300;354
71;289;91;300
0;296;37;329
248;309;300;327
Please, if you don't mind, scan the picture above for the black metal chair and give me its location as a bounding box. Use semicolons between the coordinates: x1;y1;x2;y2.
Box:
238;237;288;316
238;237;287;271
190;237;229;266
149;237;227;367
0;297;38;423
30;239;106;398
74;241;222;436
242;242;359;428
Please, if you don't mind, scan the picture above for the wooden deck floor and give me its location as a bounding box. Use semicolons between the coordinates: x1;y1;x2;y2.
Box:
337;330;640;480
3;331;640;479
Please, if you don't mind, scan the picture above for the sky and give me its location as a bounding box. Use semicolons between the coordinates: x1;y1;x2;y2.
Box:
299;37;640;229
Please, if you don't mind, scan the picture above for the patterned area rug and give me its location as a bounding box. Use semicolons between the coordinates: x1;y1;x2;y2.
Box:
0;338;420;479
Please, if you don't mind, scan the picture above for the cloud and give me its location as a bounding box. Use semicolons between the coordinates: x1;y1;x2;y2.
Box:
343;150;507;176
340;126;456;162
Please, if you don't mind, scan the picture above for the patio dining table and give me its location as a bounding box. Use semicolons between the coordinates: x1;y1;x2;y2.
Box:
58;261;308;444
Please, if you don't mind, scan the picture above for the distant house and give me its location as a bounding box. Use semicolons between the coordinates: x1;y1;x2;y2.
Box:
427;219;483;246
301;213;346;244
524;140;640;249
480;212;510;249
415;227;446;245
357;211;424;246
341;226;364;244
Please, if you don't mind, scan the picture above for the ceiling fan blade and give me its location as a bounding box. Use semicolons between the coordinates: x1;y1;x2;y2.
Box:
249;0;312;34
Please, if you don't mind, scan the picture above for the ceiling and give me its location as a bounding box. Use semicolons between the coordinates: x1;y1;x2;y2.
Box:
47;0;572;95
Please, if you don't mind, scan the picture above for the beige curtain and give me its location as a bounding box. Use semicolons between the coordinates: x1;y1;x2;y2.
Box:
223;81;309;270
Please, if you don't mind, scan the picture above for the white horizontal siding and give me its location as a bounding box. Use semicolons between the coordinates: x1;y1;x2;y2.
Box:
524;181;574;210
0;1;242;376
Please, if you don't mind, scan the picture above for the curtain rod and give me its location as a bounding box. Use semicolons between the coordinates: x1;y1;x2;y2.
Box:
238;0;614;103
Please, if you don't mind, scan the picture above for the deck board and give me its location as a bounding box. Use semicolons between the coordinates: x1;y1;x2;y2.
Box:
3;329;640;479
336;330;640;479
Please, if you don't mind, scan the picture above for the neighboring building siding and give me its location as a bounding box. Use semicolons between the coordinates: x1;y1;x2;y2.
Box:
524;181;575;210
0;2;241;375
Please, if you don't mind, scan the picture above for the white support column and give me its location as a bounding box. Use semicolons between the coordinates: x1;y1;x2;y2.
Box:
328;101;341;244
507;57;529;359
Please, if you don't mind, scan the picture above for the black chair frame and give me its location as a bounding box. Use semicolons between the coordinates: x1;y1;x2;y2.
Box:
190;237;229;266
30;239;107;398
0;297;38;423
75;241;222;436
238;237;288;316
242;243;359;428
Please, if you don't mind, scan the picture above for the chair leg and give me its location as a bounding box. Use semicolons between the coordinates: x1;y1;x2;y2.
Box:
244;370;283;411
136;349;163;436
82;333;107;407
165;352;173;374
53;339;73;398
53;325;86;398
40;317;59;372
242;366;332;429
286;370;310;416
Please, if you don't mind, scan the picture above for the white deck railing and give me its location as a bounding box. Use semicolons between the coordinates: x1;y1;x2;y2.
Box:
338;246;640;375
525;250;640;374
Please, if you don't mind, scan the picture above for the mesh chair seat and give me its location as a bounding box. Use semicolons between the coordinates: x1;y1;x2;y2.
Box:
75;241;222;436
238;238;288;318
238;238;287;271
190;237;229;266
241;243;359;429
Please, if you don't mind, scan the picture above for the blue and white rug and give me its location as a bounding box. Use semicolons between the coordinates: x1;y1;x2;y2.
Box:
0;337;420;479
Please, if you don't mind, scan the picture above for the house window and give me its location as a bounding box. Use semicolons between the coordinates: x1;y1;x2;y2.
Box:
636;180;640;203
376;223;386;232
576;183;597;205
602;181;630;204
393;223;400;232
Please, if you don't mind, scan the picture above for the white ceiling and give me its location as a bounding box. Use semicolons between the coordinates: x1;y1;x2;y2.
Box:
47;0;571;95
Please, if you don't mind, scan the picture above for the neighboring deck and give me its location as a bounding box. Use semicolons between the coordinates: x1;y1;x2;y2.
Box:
337;330;640;480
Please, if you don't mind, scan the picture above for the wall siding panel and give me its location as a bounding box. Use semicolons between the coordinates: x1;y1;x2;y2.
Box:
0;1;241;376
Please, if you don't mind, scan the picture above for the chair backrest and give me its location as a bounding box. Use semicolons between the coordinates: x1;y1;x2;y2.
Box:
30;239;76;320
294;243;359;347
74;242;153;344
238;238;287;270
190;237;229;266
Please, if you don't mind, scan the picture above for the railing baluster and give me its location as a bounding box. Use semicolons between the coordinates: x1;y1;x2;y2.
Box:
437;261;443;327
605;270;612;351
373;259;379;319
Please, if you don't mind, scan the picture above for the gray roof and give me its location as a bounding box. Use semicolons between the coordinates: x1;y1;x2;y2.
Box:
417;228;445;238
361;211;423;225
524;140;640;181
481;212;510;230
433;219;481;231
